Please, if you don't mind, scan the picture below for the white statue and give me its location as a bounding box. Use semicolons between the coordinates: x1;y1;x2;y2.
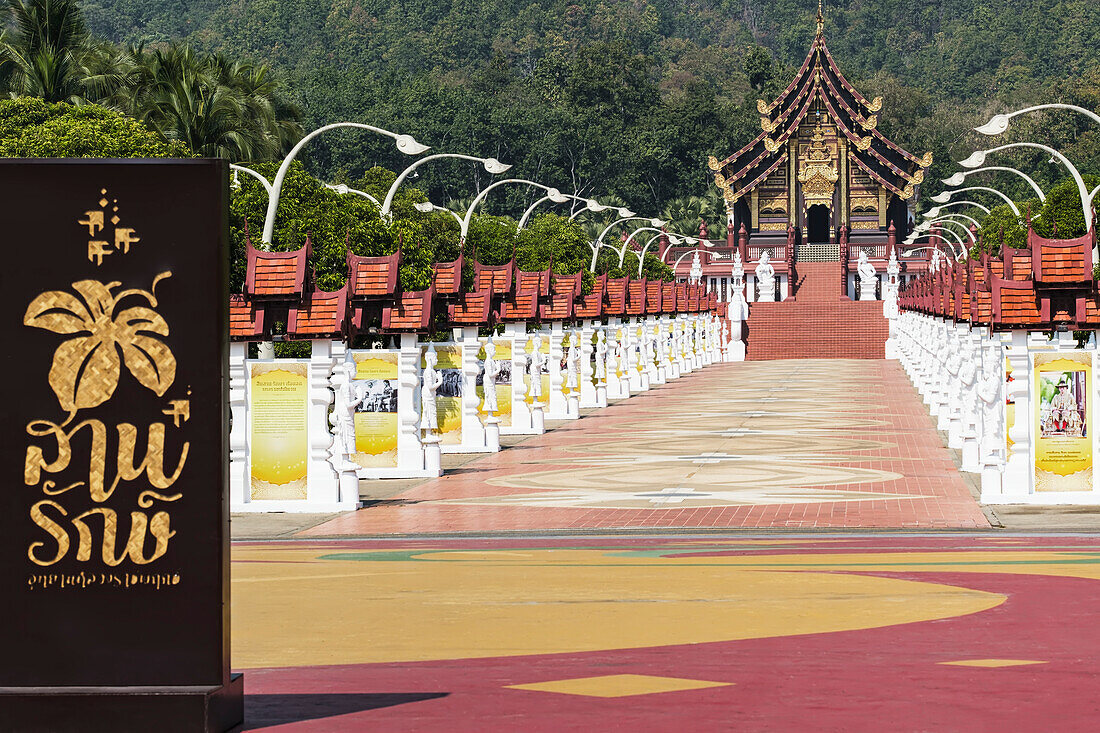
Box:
329;361;364;464
858;249;878;300
977;348;1003;458
595;329;607;382
527;334;544;400
565;331;579;392
482;337;500;414
929;247;941;274
755;250;776;302
420;344;441;432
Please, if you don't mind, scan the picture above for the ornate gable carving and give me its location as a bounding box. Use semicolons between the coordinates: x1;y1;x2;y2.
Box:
797;124;839;205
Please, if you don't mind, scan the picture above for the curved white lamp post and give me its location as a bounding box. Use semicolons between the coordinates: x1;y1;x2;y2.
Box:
913;224;967;257
960;143;1098;230
929;214;981;237
262;122;429;245
570;200;635;221
976;104;1100;136
516;190;580;230
380;154;510;218
670;248;717;272
923;201;990;219
903;244;962;262
931;186;1021;216
588;216;667;270
921;218;975;242
325;183;381;207
942;167;1047;202
460;179;565;242
230;163;273;195
413;201;464;227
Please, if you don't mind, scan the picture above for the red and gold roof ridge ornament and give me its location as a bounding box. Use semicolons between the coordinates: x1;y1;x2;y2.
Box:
710;4;931;202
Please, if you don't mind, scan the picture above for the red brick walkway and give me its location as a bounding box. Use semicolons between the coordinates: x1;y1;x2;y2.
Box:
302;360;988;536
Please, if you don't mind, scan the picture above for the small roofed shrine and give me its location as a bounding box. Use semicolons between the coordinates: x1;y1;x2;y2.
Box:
682;2;933;310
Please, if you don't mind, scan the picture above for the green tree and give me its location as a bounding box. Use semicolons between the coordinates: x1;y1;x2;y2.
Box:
0;96;190;156
0;0;90;102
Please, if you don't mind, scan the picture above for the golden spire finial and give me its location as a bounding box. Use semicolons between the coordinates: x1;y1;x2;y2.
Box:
816;0;825;36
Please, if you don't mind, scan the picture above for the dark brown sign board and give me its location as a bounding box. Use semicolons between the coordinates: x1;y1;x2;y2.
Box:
0;160;242;732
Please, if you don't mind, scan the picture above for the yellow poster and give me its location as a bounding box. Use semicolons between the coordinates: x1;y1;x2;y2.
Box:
425;344;463;445
351;351;399;468
249;362;309;500
1033;352;1092;492
477;339;513;427
523;336;551;404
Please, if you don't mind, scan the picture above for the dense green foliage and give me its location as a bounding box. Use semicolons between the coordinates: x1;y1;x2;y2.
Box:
973;175;1100;257
77;0;1100;218
0;96;189;156
1;0;301;161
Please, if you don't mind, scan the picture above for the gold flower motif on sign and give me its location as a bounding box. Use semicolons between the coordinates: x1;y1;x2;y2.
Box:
24;272;176;420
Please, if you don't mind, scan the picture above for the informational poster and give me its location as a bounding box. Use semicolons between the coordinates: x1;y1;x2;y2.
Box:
477;339;512;427
1033;352;1093;492
426;344;463;445
351;351;399;468
249;362;309;500
523;335;551;404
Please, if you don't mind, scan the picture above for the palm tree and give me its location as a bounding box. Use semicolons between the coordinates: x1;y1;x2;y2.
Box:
0;0;90;103
123;44;302;161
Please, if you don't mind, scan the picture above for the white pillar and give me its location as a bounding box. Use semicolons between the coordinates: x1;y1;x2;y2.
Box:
1001;330;1035;497
580;320;598;407
503;321;536;434
228;341;249;509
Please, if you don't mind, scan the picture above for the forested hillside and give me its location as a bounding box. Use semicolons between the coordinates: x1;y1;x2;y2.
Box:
77;0;1100;215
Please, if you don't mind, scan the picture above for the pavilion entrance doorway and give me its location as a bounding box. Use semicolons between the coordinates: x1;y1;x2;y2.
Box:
807;204;830;244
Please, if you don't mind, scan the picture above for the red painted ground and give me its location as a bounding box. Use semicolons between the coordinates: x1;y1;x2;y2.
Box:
232;535;1100;732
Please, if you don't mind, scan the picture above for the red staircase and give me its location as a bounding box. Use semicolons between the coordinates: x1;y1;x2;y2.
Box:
745;262;889;360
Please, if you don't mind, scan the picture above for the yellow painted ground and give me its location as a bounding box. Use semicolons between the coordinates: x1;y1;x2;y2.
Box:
231;545;1025;670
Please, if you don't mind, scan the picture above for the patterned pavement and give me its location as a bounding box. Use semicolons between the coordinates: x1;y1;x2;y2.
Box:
302;359;988;535
232;535;1100;731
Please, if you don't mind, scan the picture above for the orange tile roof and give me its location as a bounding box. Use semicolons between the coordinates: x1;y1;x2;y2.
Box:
474;261;515;295
662;283;676;313
516;268;550;296
347;249;401;298
645;280;663;314
575;275;606;319
288;286;348;339
229;295;264;341
498;291;539;321
1030;228;1093;285
625;279;646;315
448;291;492;325
381;287;434;332
992;277;1044;327
604;278;628;315
432;255;465;295
245;238;310;298
551;272;582;297
540;292;574;320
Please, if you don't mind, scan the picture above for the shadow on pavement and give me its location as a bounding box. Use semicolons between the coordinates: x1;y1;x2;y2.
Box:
237;692;449;730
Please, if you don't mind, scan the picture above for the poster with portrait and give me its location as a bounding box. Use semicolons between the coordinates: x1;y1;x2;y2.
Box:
1033;352;1093;492
249;361;309;500
477;339;512;427
351;351;399;468
425;344;463;445
523;335;551;404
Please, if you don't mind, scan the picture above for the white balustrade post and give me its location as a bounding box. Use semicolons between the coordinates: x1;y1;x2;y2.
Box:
307;339;351;508
959;326;981;473
580;320;598;407
547;322;568;418
228;341;249;509
946;324;965;448
978;331;1005;499
1001;330;1035;497
399;333;437;475
458;326;490;451
504;321;535;434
